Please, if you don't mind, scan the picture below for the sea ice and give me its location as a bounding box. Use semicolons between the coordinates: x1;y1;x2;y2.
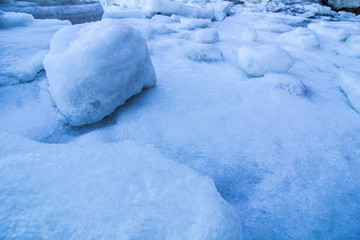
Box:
43;19;156;126
237;44;295;77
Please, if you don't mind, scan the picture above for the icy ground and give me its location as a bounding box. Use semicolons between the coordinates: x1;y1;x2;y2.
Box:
1;1;360;239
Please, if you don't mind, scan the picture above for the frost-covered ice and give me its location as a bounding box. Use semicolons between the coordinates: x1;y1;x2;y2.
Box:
237;44;295;77
0;132;242;239
1;0;360;239
0;12;70;86
44;19;156;126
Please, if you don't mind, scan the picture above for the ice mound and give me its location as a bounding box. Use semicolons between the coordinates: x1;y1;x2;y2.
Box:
0;132;242;239
237;44;295;77
0;14;70;86
340;71;360;111
279;27;320;50
44;19;156;126
196;28;219;43
187;44;224;62
0;10;34;28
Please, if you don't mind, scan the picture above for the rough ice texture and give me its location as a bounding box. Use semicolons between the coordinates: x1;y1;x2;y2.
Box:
0;132;242;240
326;0;360;10
0;12;70;86
196;28;219;43
340;71;360;112
237;44;295;77
43;19;156;126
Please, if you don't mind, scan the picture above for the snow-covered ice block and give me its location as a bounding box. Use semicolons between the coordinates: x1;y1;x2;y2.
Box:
340;71;360;111
242;28;257;42
279;27;320;50
196;28;219;43
0;14;71;86
187;44;224;62
180;17;211;29
43;19;156;126
0;10;34;28
308;21;350;42
0;132;242;239
238;44;295;77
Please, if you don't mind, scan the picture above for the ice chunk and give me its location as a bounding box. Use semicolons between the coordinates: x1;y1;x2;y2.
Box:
279;27;320;50
196;28;219;44
237;44;295;77
0;132;242;239
242;28;257;42
340;71;360;112
43;19;156;126
187;44;224;62
180;17;211;29
0;10;34;28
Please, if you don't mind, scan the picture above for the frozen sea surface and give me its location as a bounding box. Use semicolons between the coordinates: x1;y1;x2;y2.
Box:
1;1;360;239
